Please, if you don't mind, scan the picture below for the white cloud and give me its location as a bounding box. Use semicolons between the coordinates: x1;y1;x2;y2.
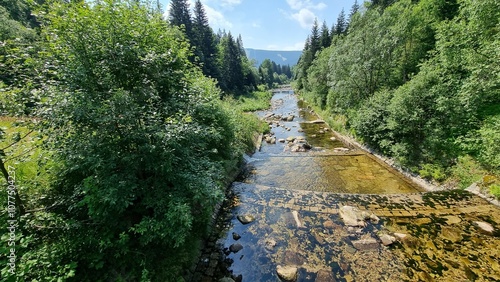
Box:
204;4;233;29
291;8;316;29
221;0;242;7
286;0;327;11
252;21;261;28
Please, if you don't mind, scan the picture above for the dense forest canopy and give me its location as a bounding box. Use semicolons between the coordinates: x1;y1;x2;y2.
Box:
294;0;499;188
0;0;269;280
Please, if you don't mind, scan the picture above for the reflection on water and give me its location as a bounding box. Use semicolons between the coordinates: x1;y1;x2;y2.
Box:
191;92;500;282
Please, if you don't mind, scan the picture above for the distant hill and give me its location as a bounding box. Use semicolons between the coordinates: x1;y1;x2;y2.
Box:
245;48;302;67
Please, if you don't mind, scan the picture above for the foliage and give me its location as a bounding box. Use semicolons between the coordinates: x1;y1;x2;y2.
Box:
226;86;273;112
1;0;249;280
258;59;292;88
294;0;500;183
490;184;500;199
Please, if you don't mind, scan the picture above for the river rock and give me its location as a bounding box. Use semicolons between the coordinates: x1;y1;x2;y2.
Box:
330;137;337;141
270;137;276;144
237;214;255;224
352;238;379;251
474;221;494;235
219;278;235;282
276;265;298;281
323;220;336;229
315;270;336;282
265;136;273;143
441;226;462;243
286;136;296;142
286;115;295;122
265;238;277;251
310;119;325;124
379;234;396;246
279;138;286;143
229;243;243;253
339;206;367;227
232;232;241;240
393;232;408;240
264;113;274;119
369;214;380;224
291;210;303;228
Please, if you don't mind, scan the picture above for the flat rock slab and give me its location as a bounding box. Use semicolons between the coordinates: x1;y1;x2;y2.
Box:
352;238;379;251
474;221;494;235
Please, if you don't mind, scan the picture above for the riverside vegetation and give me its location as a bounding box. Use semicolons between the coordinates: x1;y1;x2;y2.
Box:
0;0;283;280
294;0;500;197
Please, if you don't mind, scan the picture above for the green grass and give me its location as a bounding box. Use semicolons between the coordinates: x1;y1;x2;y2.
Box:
226;89;273;112
0;117;51;209
491;184;500;199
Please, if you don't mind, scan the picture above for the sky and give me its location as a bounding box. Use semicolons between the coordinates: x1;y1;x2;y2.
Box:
160;0;358;51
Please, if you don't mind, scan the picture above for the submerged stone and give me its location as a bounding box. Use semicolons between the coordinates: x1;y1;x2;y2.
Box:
352;238;379;251
474;221;494;235
229;243;243;253
379;234;397;246
339;206;367;227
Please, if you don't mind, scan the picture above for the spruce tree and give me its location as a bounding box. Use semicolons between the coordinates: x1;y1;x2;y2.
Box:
320;20;331;48
193;0;220;79
335;8;347;35
168;0;193;41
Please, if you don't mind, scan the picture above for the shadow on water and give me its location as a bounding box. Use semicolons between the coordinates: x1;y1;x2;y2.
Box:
191;91;500;282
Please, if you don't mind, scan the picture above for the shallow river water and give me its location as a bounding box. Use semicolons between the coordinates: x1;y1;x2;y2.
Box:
191;91;500;282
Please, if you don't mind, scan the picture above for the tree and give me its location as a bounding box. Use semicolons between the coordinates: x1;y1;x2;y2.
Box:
335;8;347;35
310;18;321;56
218;32;244;93
320;20;331;48
168;0;193;43
192;0;220;79
37;0;240;280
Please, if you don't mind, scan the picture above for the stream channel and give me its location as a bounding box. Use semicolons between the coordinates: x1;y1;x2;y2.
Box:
191;90;500;282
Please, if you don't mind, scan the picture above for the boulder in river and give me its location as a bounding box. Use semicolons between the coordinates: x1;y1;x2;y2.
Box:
339;206;367;227
229;243;243;253
286;115;295;122
237;214;255;224
232;232;241;240
379;234;396;246
276;265;298;281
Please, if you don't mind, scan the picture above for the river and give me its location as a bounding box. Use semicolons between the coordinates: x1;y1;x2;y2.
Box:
191;91;500;282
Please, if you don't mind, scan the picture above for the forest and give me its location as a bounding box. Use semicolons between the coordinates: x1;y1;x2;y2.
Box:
0;0;283;280
295;0;499;194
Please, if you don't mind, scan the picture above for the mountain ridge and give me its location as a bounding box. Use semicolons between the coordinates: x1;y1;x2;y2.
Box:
245;48;302;67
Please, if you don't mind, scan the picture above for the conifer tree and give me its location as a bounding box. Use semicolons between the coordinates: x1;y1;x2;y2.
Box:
335;8;347;35
168;0;193;41
320;20;331;48
193;0;220;79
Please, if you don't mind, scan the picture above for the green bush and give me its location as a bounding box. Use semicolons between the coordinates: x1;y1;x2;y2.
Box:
450;155;487;189
490;184;500;199
419;163;447;182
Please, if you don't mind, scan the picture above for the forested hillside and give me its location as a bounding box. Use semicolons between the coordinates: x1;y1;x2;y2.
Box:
294;0;500;193
0;0;269;280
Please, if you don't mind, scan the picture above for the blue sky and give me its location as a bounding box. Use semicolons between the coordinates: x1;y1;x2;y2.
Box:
160;0;358;51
